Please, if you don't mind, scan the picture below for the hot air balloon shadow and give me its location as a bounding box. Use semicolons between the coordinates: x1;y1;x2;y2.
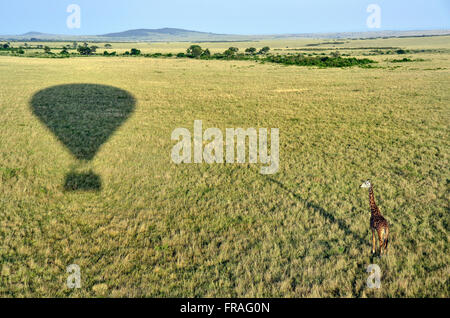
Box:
31;84;136;191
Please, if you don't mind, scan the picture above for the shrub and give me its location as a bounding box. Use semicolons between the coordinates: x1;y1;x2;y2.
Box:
130;48;141;56
264;54;375;68
391;58;413;63
77;45;92;55
245;47;257;54
331;51;341;58
259;46;270;54
187;45;203;58
223;49;236;57
201;49;211;58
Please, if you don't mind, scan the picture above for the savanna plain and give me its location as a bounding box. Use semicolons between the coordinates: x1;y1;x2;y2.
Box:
0;36;449;297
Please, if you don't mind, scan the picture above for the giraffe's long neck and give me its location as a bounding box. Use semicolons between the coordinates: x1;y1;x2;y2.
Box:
369;186;380;216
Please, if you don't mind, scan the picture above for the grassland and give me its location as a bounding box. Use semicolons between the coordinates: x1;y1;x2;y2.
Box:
0;36;449;297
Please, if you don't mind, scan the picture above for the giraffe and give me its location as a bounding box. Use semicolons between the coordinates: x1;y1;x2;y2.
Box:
360;180;389;255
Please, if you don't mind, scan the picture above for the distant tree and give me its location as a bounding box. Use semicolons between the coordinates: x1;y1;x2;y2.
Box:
228;47;239;53
201;48;211;57
124;51;130;55
331;51;341;58
60;48;69;55
245;47;257;54
77;43;92;55
2;43;10;49
186;45;203;58
177;52;186;58
24;43;29;48
37;45;43;49
104;43;112;48
104;51;116;56
130;48;141;55
90;45;98;53
72;41;78;49
223;49;236;57
259;46;270;54
44;46;51;54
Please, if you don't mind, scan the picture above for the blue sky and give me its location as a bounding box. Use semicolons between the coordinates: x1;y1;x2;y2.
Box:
0;0;449;35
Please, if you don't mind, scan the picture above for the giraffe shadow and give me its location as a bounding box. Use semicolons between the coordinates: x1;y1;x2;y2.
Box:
260;174;367;246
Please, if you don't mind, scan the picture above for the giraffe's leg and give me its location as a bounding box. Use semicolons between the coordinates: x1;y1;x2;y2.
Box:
383;228;389;254
378;229;384;255
371;229;376;254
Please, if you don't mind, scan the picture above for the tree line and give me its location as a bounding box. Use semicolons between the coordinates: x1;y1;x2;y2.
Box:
0;42;376;67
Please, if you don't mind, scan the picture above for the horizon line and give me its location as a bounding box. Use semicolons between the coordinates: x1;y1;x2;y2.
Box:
2;27;450;38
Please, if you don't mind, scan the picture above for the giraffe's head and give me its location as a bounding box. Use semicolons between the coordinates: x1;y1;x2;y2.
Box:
360;180;372;189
